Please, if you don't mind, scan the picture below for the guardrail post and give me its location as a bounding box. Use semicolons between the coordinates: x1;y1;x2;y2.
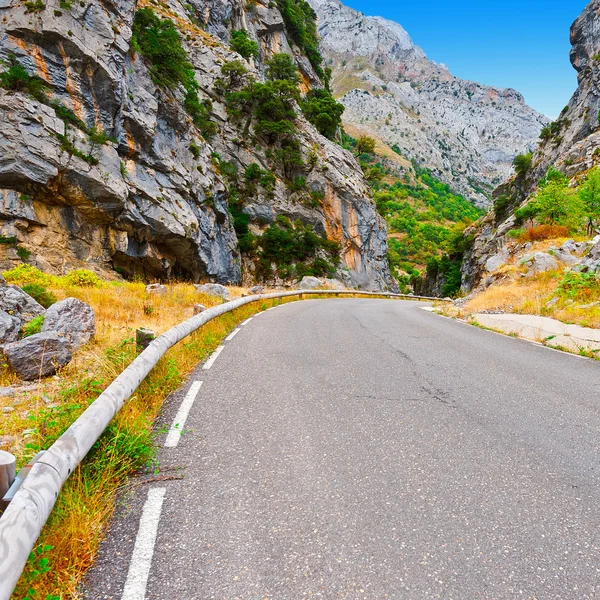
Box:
136;328;156;352
0;451;16;511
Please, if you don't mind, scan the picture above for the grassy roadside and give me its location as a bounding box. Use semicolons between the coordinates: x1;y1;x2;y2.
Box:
1;271;292;599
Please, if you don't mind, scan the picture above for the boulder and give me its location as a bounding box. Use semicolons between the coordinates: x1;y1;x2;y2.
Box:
325;278;346;290
520;253;559;276
579;239;600;272
0;283;45;324
0;309;21;344
549;246;580;266
146;284;168;295
4;332;72;380
195;283;230;300
248;285;265;294
485;252;508;273
42;298;96;349
298;276;323;290
193;304;206;315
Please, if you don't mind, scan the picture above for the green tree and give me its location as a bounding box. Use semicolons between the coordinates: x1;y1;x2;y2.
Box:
230;30;259;59
513;152;532;177
265;53;299;83
300;89;345;140
220;60;248;88
578;166;600;235
535;179;581;227
356;136;376;155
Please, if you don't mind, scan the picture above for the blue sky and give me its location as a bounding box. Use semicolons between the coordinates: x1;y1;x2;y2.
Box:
343;0;589;118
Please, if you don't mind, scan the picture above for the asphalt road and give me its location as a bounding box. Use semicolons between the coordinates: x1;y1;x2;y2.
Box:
83;299;600;599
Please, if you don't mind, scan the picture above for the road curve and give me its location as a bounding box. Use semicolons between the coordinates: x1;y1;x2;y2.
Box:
83;299;600;599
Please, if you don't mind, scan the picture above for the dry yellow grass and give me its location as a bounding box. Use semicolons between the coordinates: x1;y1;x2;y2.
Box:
0;276;289;599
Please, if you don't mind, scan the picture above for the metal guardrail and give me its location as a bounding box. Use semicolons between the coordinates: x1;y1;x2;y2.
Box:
0;289;443;598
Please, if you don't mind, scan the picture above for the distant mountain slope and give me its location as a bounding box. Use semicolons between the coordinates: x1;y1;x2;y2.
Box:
308;0;549;206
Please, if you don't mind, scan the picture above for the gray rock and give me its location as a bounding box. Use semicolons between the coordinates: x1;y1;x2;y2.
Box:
325;278;346;290
0;436;14;448
546;297;559;308
579;239;600;272
193;304;206;315
561;239;577;253
522;253;559;275
0;386;15;397
485;253;508;273
248;285;265;294
195;283;230;300
2;407;14;414
42;298;96;350
146;284;168;295
0;284;45;324
299;276;324;290
549;247;580;266
0;309;21;343
4;333;72;380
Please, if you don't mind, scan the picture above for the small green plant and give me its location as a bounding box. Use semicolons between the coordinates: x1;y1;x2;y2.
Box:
17;245;31;261
0;235;17;245
22;315;45;338
3;264;55;286
21;283;57;308
0;59;49;102
24;0;45;14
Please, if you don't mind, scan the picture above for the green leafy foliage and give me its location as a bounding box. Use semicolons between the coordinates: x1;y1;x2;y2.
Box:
21;283;57;308
131;8;216;137
275;0;325;80
63;269;104;287
0;58;49;102
256;216;340;280
230;30;259;59
300;88;344;140
513;152;532;177
578;167;600;234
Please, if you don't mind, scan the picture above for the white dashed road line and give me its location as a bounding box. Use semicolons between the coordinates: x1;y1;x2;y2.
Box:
121;487;166;600
164;381;203;448
225;328;241;341
202;346;224;370
241;317;253;326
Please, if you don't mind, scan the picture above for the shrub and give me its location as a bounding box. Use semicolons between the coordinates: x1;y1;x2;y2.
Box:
230;30;258;59
266;53;299;83
517;224;570;243
220;60;248;88
21;283;57;308
63;269;103;287
356;136;376;155
513;152;532;177
301;89;344;140
22;315;44;338
3;264;55;286
558;271;600;300
0;59;50;102
16;246;31;261
275;0;324;79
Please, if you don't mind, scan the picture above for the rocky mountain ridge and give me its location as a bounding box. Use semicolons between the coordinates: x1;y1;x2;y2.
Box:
307;0;549;205
0;0;395;291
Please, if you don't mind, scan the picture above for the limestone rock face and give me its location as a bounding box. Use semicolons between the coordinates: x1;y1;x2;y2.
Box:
524;0;600;186
4;332;72;381
42;298;96;350
462;1;600;292
308;0;548;206
0;0;395;292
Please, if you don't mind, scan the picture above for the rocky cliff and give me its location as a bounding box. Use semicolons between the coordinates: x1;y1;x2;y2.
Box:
307;0;549;206
461;0;600;293
0;0;395;291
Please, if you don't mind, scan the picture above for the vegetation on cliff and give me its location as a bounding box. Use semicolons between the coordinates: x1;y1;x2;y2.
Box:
343;133;483;294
